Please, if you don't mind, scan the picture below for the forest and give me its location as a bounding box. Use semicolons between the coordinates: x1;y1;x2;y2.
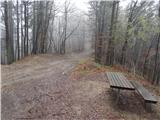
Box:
89;0;160;85
1;0;160;119
1;0;159;84
1;0;87;63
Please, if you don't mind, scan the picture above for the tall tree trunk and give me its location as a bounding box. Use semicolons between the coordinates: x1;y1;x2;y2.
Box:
152;0;160;84
24;2;27;56
23;1;29;56
106;1;117;65
4;1;14;64
42;1;53;53
21;3;24;58
16;0;20;60
34;1;42;54
63;1;68;54
26;3;29;55
120;0;138;65
32;1;36;54
143;36;154;76
153;34;160;84
113;1;119;64
95;2;98;62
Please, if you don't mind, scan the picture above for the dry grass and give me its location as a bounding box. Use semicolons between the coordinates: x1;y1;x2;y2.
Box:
71;59;160;95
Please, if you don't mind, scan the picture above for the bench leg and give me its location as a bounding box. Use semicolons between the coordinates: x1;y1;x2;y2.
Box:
144;102;153;112
116;89;120;104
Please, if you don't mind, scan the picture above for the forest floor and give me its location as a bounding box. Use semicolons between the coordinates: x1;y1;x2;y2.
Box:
1;52;160;120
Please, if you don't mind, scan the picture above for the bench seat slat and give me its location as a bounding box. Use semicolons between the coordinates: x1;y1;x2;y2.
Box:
130;81;157;103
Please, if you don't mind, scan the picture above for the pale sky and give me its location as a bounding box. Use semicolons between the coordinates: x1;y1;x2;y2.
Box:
70;0;90;12
72;0;130;12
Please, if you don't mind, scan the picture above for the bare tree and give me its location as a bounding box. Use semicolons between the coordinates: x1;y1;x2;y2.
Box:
153;0;160;84
16;0;20;60
3;1;14;64
120;0;138;65
106;1;119;65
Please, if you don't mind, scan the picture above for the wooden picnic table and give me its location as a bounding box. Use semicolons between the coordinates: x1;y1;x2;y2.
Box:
105;72;157;109
105;72;135;103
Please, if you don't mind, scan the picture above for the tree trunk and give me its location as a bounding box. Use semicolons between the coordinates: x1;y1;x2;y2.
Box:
106;1;117;65
26;3;29;55
95;2;98;62
120;0;138;65
32;1;36;54
152;35;160;84
152;34;160;84
143;37;154;76
152;0;160;85
16;0;20;60
4;1;14;64
24;2;27;56
21;3;24;58
63;1;68;54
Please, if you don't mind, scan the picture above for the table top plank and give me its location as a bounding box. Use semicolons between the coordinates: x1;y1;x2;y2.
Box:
106;72;135;90
112;72;123;87
118;73;134;89
107;72;119;87
118;73;131;88
107;72;115;86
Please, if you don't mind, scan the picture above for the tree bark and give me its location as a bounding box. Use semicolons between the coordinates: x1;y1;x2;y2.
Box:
4;1;14;64
16;0;20;60
152;0;160;85
120;0;138;65
106;1;117;65
143;36;154;76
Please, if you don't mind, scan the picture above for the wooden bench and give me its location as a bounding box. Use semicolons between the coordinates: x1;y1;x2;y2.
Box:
130;81;158;104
